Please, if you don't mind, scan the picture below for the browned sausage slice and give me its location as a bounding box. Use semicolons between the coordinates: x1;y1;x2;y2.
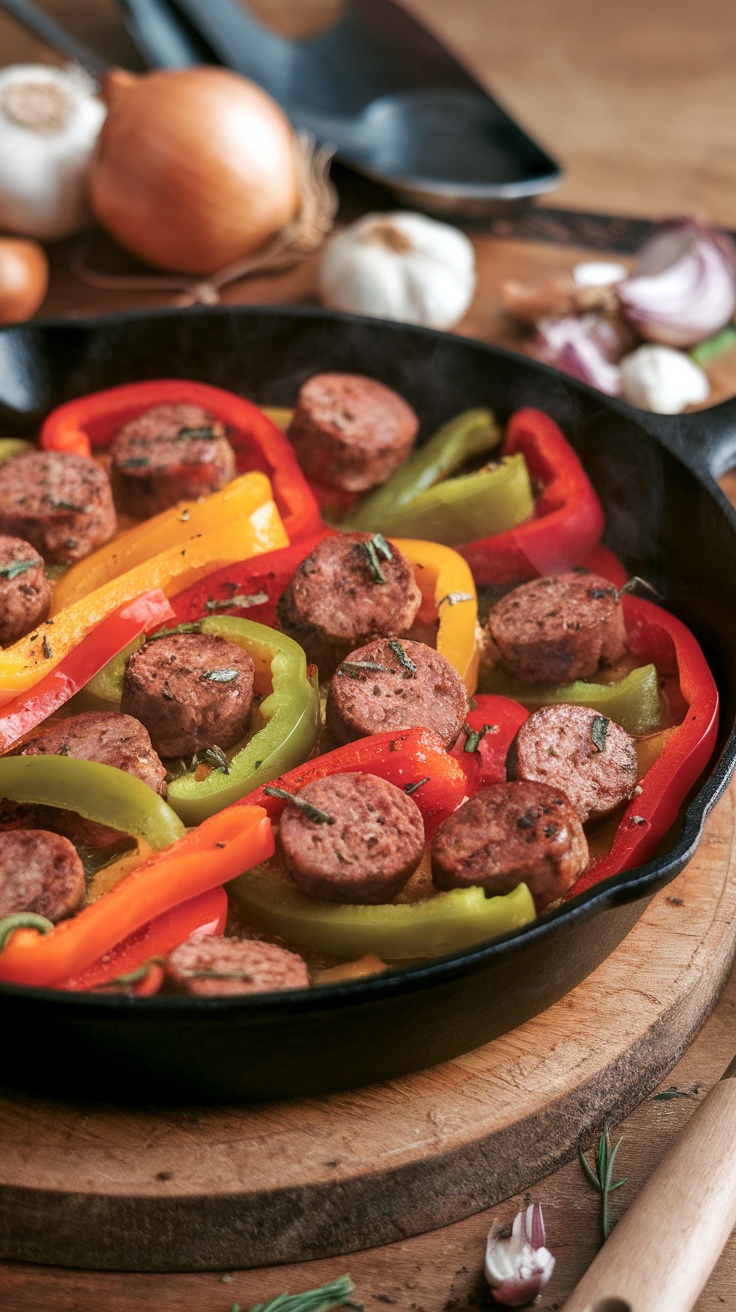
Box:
431;781;588;910
0;450;117;564
0;534;51;644
121;632;255;758
110;403;236;517
0;828;85;922
287;373;419;491
277;533;421;671
278;772;425;903
326;637;468;748
166;934;310;996
486;572;626;684
507;703;638;821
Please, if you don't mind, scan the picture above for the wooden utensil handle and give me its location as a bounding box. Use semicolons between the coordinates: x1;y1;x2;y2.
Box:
560;1071;736;1312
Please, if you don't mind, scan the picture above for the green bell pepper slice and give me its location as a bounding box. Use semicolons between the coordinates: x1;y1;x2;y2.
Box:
345;408;502;532
230;864;535;960
0;439;33;466
370;454;535;546
0;756;184;850
479;662;661;735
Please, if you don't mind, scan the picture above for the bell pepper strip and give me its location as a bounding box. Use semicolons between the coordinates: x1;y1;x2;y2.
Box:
230;865;535;960
0;756;185;851
237;726;470;842
345;409;503;533
478;663;662;735
58;886;228;992
0;438;33;464
452;694;530;790
569;593;719;897
0;803;272;987
0;589;174;751
40;379;321;543
461;408;605;585
86;840;153;902
51;471;279;614
0;494;288;705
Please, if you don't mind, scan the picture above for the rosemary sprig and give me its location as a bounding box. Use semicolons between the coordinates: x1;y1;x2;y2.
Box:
264;786;335;825
245;1274;358;1312
360;533;392;584
579;1124;627;1242
388;640;416;674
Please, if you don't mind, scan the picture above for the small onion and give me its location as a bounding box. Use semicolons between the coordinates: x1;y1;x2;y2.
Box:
617;218;736;347
530;314;623;395
89;68;300;275
0;237;48;323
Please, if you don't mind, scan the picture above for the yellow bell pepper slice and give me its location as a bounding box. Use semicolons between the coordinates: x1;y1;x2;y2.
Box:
391;537;479;695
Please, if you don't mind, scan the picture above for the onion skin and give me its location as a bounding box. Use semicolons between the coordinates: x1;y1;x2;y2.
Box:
89;69;300;275
0;238;48;324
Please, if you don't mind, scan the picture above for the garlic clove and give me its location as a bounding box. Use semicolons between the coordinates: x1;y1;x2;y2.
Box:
318;211;476;330
530;314;623;395
617;218;736;348
619;343;710;413
573;260;628;287
485;1203;555;1307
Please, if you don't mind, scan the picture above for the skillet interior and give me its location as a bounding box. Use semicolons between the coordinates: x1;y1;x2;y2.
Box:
0;305;734;1103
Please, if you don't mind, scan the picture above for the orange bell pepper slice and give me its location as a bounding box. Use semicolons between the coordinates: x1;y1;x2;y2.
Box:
391;538;479;694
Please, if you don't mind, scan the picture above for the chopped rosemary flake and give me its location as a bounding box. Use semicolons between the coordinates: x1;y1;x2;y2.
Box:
145;621;202;642
48;498;82;512
264;786;335;825
94;959;164;989
438;591;474;607
591;715;609;752
0;558;37;580
204;591;269;612
193;745;230;774
337;660;392;678
42;636;52;659
463;723;497;753
388;640;416;674
200;668;240;683
118;457;149;468
404;776;430;795
618;575;663;602
179;969;256;981
360;533;392;584
176;425;217;440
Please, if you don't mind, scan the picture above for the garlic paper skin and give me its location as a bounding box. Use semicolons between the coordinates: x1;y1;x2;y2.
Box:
0;65;106;240
485;1203;555;1307
318;211;476;329
617;218;736;348
620;344;710;413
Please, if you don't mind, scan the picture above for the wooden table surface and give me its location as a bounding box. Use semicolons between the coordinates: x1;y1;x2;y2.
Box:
2;1;736;1308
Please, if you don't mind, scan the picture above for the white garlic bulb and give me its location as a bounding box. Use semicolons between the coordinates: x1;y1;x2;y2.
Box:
318;211;476;330
620;344;710;413
0;65;106;240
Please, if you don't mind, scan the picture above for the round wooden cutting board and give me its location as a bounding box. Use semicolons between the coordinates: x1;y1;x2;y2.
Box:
0;786;733;1273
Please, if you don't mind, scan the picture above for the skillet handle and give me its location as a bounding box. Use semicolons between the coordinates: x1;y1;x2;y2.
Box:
634;395;736;484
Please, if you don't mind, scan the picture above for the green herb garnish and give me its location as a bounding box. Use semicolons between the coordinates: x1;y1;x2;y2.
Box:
651;1088;696;1101
437;591;474;607
204;591;269;612
118;457;149;468
388;640;416;674
146;622;202;642
337;661;392;678
579;1125;627;1242
591;715;609;752
192;745;230;774
264;786;335;825
247;1274;357;1312
360;533;392;584
0;559;38;580
463;723;497;753
201;669;240;683
404;777;430;796
176;425;217;441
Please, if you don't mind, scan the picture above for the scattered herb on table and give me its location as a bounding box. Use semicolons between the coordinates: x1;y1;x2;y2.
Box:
579;1124;627;1241
244;1274;358;1312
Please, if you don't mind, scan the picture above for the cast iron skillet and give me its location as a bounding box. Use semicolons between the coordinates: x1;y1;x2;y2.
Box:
0;305;734;1104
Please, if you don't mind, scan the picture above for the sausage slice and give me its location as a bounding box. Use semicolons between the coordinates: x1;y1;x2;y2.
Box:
326;637;468;748
507;703;638;821
287;372;419;491
0;534;51;644
0;828;85;922
0;450;116;564
486;572;626;684
110;403;236;517
166;934;309;996
279;772;425;903
431;781;588;910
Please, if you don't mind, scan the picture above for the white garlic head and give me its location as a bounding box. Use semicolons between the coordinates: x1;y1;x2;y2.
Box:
318;211;476;330
620;344;710;413
0;64;106;240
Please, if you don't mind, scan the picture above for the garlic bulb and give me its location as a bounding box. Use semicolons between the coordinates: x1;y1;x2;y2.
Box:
620;344;710;413
318;211;476;329
0;64;106;240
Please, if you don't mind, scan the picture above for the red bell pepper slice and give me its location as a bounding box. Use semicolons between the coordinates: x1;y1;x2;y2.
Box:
570;593;719;896
238;726;470;841
452;694;530;790
39;379;321;543
58;886;228;993
461;408;605;585
0;588;174;752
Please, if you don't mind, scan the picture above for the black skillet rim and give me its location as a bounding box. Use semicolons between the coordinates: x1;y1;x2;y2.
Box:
0;303;733;1015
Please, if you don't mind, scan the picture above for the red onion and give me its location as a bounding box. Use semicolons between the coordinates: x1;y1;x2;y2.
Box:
530;314;623;395
617;218;736;348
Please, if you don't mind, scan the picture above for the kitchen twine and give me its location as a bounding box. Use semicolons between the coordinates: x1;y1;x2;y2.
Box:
71;131;338;305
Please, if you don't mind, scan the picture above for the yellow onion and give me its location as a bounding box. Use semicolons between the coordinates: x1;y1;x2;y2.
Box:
0;237;48;323
89;68;300;276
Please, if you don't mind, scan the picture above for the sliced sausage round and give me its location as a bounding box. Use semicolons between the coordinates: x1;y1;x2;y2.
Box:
0;828;85;922
20;710;168;848
287;373;419;491
121;631;255;758
166;934;310;996
277;533;422;671
0;450;117;564
279;772;425;904
109;403;236;517
431;780;588;910
0;534;51;644
486;572;627;684
326;637;468;748
507;703;638;821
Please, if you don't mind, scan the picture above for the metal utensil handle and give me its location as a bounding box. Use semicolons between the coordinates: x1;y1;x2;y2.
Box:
559;1058;736;1312
0;0;110;76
